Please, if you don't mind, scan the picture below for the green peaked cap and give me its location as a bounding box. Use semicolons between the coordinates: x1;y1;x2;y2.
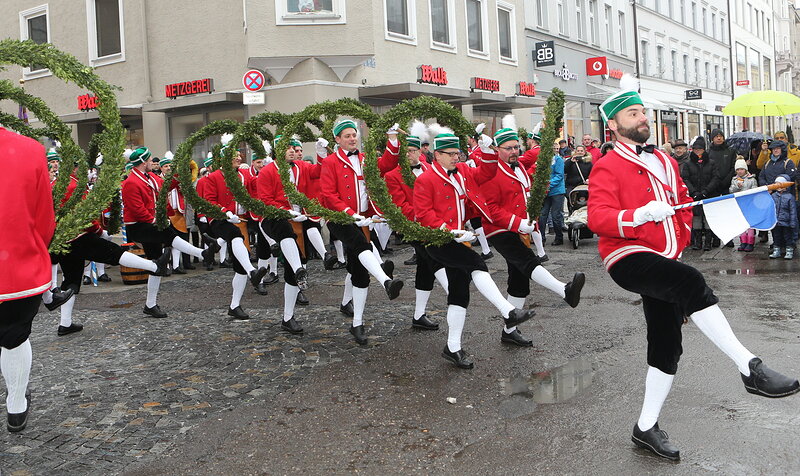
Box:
128;147;151;166
433;133;459;151
493;128;519;146
599;90;643;123
333;119;357;137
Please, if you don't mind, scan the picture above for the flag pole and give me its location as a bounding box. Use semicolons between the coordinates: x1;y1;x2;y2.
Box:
672;182;794;210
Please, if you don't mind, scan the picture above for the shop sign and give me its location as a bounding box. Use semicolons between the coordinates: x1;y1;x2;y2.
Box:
534;41;555;67
585;56;608;76
714;105;725;112
77;93;100;111
417;65;448;86
684;89;703;100
661;111;678;122
165;78;214;99
553;64;578;81
516;81;536;97
608;68;625;79
243;92;265;105
736;80;750;86
471;76;500;92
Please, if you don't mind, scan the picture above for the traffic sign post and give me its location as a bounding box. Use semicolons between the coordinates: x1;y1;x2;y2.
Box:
243;70;266;92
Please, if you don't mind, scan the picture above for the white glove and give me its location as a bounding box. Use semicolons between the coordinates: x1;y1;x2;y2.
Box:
199;217;208;224
386;123;400;135
478;134;494;154
632;201;675;226
518;221;536;234
475;123;486;135
452;229;475;243
352;214;372;227
288;210;307;222
225;211;241;224
315;137;329;157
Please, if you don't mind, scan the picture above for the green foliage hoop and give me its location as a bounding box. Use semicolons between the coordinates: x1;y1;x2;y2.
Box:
0;40;125;253
277;99;380;224
0;111;56;140
527;88;566;222
362;96;472;245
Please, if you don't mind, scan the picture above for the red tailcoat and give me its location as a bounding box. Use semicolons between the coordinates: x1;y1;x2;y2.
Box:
587;141;693;270
257;160;322;212
384;161;429;220
200;169;253;222
520;145;540;173
122;168;160;224
482;160;536;237
0;127;55;301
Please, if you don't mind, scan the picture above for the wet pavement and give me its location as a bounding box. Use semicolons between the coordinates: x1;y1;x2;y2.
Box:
1;238;799;475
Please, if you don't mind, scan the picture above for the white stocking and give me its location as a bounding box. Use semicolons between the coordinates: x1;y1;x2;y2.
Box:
352;286;368;327
171;236;204;259
334;240;345;263
171;247;181;269
531;267;566;298
267;257;278;275
446;305;467;352
280;238;303;273
230;273;247;309
50;264;59;289
342;273;353;305
96;262;106;276
691;305;756;375
218;238;227;262
531;230;546;257
146;275;161;308
306;226;327;260
357;250;390;283
119;251;157;273
475;227;490;255
231;237;255;273
637;366;674;431
505;295;526;333
470;270;515;317
414;289;431;319
59;295;76;327
284;284;300;321
371;243;384;264
434;268;449;294
1;339;32;414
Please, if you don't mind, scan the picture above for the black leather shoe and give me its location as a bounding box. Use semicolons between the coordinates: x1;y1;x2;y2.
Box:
384;278;404;300
262;272;279;285
219;258;232;268
201;234;221;265
228;306;250;320
172;266;187;275
404;253;417;266
183;262;196;270
249;267;268;290
505;308;535;328
281;317;304;334
564;272;586;308
481;251;494;260
331;260;347;270
294;267;309;290
442;346;474;369
350;324;368;345
412;314;439;330
7;391;31;433
296;290;309;306
205;262;215;271
45;287;75;312
381;260;394;279
143;305;168;318
97;273;112;282
254;283;269;296
323;252;337;270
551;238;564;246
501;329;533;347
152;248;172;277
57;323;84;336
632;422;680;460
340;301;354;317
82;276;92;285
538;254;549;263
741;357;800;398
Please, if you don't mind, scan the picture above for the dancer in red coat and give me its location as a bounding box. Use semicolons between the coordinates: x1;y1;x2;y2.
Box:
589;76;799;460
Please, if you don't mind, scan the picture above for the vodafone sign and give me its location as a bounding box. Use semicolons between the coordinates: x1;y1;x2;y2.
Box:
586;56;608;76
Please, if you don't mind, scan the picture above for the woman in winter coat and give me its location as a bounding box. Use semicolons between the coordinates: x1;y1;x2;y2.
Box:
680;137;719;251
729;157;758;251
564;145;593;199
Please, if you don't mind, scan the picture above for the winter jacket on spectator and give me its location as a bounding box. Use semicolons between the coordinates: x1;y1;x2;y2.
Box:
759;142;796;187
564;155;593;191
708;141;737;196
729;173;758;194
672;151;691;171
681;151;719;200
546;154;565;196
773;190;797;229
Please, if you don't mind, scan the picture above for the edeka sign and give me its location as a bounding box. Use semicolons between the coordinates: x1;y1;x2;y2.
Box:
417;65;448;86
471;77;500;92
517;81;536;97
165;78;214;99
77;93;100;111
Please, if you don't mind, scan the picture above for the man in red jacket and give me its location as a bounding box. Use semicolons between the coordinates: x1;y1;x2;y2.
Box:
589;78;799;460
413;124;535;369
0;127;55;432
481;116;586;348
122;147;219;318
519;123;541;171
319;119;404;345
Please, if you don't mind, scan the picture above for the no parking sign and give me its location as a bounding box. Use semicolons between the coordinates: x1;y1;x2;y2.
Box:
243;70;265;91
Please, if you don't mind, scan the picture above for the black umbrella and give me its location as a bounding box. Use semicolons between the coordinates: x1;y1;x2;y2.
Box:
786;126;794;145
726;131;773;155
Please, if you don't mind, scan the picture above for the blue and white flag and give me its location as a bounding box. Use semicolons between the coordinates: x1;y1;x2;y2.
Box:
702;188;777;244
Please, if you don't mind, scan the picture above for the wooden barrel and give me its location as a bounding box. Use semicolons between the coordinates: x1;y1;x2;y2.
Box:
120;245;150;285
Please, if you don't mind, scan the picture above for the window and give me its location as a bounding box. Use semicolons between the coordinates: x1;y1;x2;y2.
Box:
557;0;567;35
744;3;751;32
667;0;674;17
736;43;747;84
86;0;124;67
723;65;729;90
385;0;416;44
694;58;700;83
683;54;689;83
604;5;613;51
714;64;720;89
640;40;649;75
720;16;726;43
588;0;598;44
535;0;547;28
704;61;710;88
430;0;456;50
680;0;685;23
671;50;677;81
496;2;516;63
656;45;664;77
691;2;696;29
575;0;585;41
763;56;771;90
19;4;50;78
711;12;716;39
755;10;761;38
618;11;626;55
466;0;488;55
701;7;707;34
750;48;760;90
275;0;345;25
766;18;771;45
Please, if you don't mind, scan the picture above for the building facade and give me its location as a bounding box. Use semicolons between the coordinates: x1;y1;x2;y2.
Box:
2;0;542;162
773;0;799;134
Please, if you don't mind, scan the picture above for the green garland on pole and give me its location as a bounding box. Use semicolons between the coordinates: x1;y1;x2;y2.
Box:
0;40;125;253
527;88;565;223
277;99;380;224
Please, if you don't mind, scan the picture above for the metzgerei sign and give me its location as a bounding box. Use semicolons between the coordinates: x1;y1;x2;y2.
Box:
471;76;500;92
165;78;214;99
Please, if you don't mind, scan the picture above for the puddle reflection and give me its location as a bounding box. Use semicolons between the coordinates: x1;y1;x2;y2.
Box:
501;358;597;404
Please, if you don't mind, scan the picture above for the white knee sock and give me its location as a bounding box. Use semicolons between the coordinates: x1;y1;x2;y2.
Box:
352;286;368;327
83;262;92;278
119;251;157;273
446;305;467;352
414;289;431;319
257;259;271;281
306;227;327;259
267;256;278;275
280;237;303;273
96;262;106;276
531;230;546;257
146;275;161;308
637;366;674;431
59;295;76;327
218;238;227;262
371;244;384;264
475;227;490;255
342;273;353;305
531;266;566;298
434;268;449;294
230;272;247;309
505;294;527;333
284;284;300;321
51;264;59;289
42;289;53;305
471;270;515;318
171;236;204;259
334;240;345;263
171;247;181;269
690;305;756;375
357;250;390;283
1;339;32;414
231;237;255;273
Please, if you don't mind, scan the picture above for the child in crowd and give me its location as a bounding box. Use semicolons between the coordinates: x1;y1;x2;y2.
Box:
770;175;797;260
729;157;758;252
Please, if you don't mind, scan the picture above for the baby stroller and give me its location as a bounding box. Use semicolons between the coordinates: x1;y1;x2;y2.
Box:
565;184;593;249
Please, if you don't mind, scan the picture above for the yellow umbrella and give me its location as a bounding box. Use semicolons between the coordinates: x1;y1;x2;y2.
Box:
722;90;800;117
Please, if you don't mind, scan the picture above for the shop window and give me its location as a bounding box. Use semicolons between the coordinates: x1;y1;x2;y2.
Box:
496;2;516;64
385;0;417;45
87;0;125;67
465;0;489;58
430;0;456;51
19;4;50;79
276;0;346;25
